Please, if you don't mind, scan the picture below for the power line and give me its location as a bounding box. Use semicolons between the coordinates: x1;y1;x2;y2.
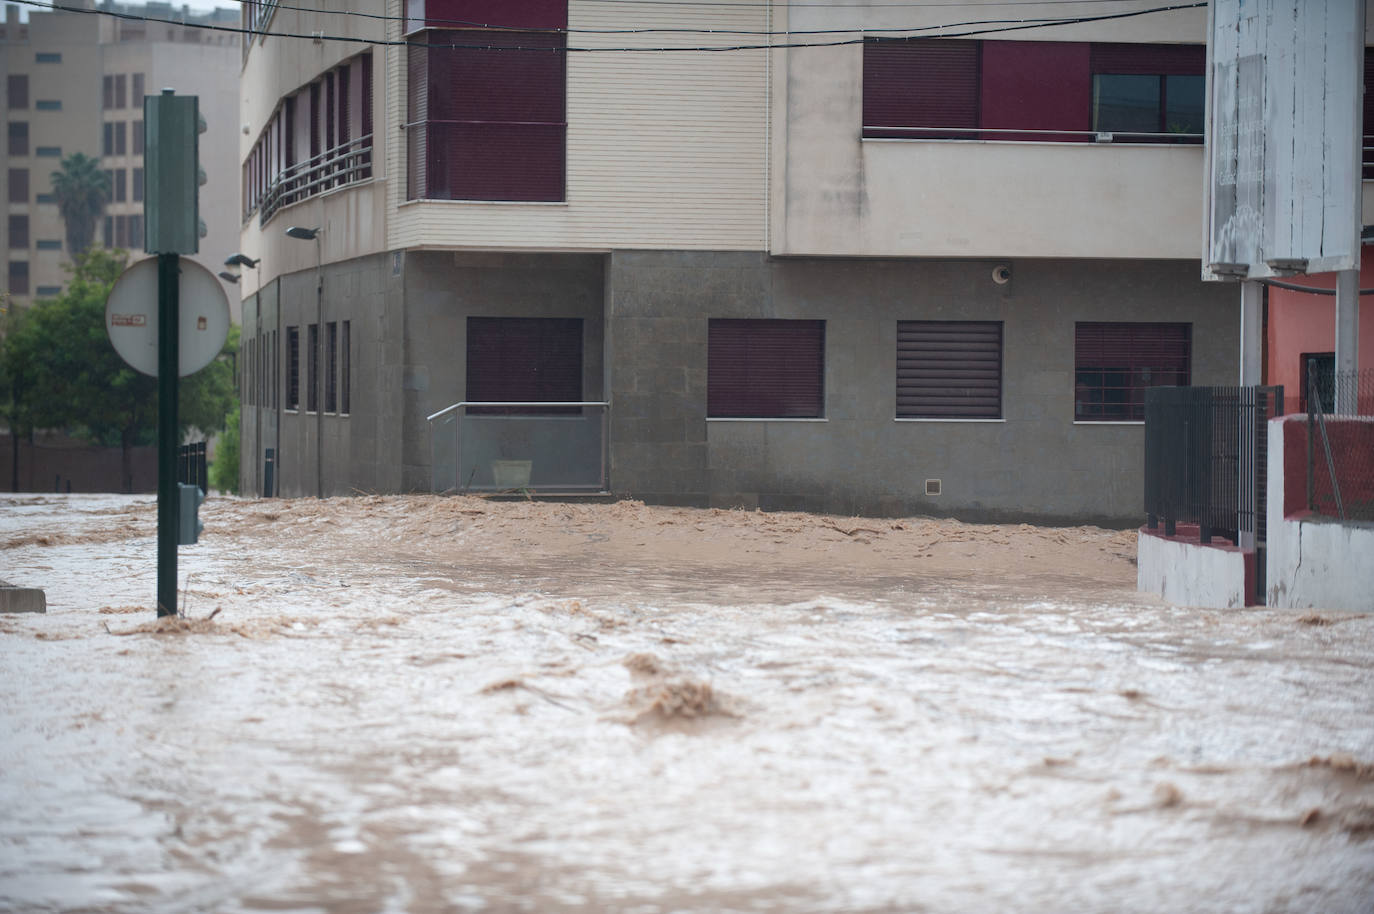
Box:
14;0;1206;52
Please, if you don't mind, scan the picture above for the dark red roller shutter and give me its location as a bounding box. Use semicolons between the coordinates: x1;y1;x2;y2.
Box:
1075;322;1190;422
1089;43;1204;76
1365;48;1373;178
708;319;825;418
418;0;566;30
897;321;1002;418
863;39;979;139
339;64;350;145
467;317;583;411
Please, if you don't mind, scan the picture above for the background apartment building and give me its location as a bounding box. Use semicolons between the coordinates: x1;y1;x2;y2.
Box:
1;0;239;311
234;0;1373;523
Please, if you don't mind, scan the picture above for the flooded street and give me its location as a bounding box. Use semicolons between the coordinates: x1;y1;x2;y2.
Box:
2;493;1372;913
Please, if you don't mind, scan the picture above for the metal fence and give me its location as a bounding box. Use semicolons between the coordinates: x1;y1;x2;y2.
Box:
177;441;207;493
1306;366;1374;523
1143;386;1284;546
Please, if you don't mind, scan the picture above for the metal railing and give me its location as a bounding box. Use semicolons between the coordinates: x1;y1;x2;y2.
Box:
1306;366;1374;523
426;402;609;494
863;125;1203;143
1144;386;1283;546
251;134;374;226
177;441;207;493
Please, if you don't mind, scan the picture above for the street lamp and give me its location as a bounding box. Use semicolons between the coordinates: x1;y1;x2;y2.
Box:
218;271;239;283
285;225;323;498
225;253;260;268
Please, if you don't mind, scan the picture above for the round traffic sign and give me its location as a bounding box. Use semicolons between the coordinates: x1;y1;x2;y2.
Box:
105;256;231;377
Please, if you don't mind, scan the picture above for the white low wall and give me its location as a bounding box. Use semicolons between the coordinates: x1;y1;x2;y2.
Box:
1267;418;1374;611
1137;529;1252;609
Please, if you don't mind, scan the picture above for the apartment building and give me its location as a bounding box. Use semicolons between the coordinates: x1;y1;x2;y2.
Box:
232;0;1373;522
0;0;238;310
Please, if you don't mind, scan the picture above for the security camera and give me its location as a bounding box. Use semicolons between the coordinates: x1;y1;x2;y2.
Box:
992;264;1012;285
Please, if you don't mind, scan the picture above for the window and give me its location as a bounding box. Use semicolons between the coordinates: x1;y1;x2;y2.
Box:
8;215;28;249
115;121;127;155
7;122;27;157
114;214;129;247
340;321;350;414
103;123;114;156
132;73;144;101
406;1;567;201
285;332;293;411
103;217;112;247
7;74;27;109
863;38;979;139
1074;322;1190;422
1299;352;1336;414
115;169;127;202
325;321;338;412
103;75;114;109
129;214;142;250
896;321;1002;419
36;193;56;204
36;239;61;250
35;99;60;111
1090;44;1205;142
307;323;319;412
36;52;61;63
8;260;29;295
708;319;825;419
132;167;143;202
133;120;143;155
286;326;300;409
35;285;62;296
115;74;127;108
35;146;60;157
8;168;28;203
466;317;582;412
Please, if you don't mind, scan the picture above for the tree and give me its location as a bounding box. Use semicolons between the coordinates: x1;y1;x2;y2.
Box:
50;152;110;257
2;249;240;492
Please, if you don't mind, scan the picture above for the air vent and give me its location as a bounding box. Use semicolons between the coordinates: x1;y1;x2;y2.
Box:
925;479;942;496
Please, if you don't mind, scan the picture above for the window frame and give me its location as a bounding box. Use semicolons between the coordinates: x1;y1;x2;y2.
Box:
286;325;301;410
707;318;827;420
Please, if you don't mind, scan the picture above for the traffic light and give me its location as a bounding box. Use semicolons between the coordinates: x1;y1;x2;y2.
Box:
144;90;207;254
177;483;205;545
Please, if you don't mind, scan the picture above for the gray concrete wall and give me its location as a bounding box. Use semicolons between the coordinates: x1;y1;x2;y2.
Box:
607;252;1238;524
399;252;607;492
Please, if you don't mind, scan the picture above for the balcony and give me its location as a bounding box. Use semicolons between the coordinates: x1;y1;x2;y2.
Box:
251;134;373;226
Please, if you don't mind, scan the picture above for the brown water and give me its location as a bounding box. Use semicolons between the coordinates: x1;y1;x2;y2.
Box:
1;494;1372;913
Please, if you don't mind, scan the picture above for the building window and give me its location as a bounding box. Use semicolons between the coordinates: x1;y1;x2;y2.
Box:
115;121;127;156
340;321;350;414
307;323;319;412
35;192;56;205
103;216;112;247
103;75;114;109
896;321;1003;419
114;214;129;247
132;73;145;101
406;2;567;202
115;74;127;108
132;167;143;202
863;38;979;139
466;317;582;412
35;285;62;296
8;215;28;248
115;169;127;202
1298;352;1336;414
325;321;338;413
7;169;28;204
35;99;61;111
133;120;144;155
36;52;62;63
7;74;27;109
1074;322;1190;422
7;122;27;157
35;146;61;157
103;123;114;156
8;260;28;295
36;239;61;250
708;319;825;419
1089;44;1205;142
129;214;142;250
286;325;300;409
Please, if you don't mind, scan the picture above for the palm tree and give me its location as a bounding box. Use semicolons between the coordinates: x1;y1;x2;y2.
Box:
50;153;110;257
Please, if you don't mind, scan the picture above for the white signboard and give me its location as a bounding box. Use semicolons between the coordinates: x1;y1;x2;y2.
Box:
105;256;231;377
1204;0;1364;280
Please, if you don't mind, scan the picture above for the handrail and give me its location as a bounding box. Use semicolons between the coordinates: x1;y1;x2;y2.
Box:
864;124;1203;141
248;133;374;224
427;401;609;421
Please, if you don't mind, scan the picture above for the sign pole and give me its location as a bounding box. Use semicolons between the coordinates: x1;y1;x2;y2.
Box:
156;252;179;617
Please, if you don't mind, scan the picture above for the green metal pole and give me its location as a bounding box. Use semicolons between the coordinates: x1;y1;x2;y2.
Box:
157;252;179;617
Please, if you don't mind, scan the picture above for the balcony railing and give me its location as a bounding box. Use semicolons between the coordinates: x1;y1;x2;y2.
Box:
862;125;1203;143
426;402;609;494
253;134;373;226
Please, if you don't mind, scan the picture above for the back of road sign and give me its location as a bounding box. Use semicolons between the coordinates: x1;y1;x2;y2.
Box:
105;256;230;377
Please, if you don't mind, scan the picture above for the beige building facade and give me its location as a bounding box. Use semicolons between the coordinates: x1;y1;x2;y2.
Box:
1;0;239;312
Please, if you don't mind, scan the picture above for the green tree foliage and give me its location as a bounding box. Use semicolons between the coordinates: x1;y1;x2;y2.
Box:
0;249;240;493
209;403;240;495
50;152;111;257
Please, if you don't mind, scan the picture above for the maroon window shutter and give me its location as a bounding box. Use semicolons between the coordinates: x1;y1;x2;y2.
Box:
339;64;351;145
285;95;296;166
863;38;979;139
361;52;374;140
1089;43;1204;76
1364;48;1373;178
418;0;566;30
466;317;583;406
325;72;335;152
1075;322;1190;421
708;319;825;418
309;82;320;161
897;321;1002;418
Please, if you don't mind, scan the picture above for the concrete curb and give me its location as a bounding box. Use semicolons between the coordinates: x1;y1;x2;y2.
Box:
0;580;46;614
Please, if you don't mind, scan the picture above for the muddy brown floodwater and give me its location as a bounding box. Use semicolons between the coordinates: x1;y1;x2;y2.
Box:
1;493;1372;913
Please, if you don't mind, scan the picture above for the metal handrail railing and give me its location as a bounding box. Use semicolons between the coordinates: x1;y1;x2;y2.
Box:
863;125;1203;141
247;133;374;225
427;401;607;421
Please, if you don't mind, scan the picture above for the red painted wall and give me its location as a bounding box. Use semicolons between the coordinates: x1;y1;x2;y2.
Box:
1266;246;1374;414
980;41;1090;142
